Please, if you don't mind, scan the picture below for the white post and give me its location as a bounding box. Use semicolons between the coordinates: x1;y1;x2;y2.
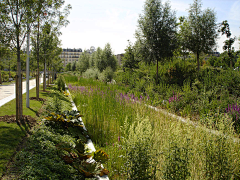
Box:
26;24;30;108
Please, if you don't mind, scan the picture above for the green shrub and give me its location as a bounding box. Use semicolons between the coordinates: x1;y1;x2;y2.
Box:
44;90;72;114
123;115;157;179
14;124;83;180
159;58;197;86
99;66;114;82
82;68;100;79
163;139;190;180
56;75;66;91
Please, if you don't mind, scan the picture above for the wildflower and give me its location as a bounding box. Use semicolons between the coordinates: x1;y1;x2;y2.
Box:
118;136;120;142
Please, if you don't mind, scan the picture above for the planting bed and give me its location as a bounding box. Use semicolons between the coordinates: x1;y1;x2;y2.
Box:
0;115;37;125
65;74;240;179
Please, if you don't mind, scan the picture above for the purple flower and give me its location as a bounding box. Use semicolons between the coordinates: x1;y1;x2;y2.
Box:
118;136;120;142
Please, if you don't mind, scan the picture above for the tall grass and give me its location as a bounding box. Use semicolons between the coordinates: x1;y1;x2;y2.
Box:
67;76;240;179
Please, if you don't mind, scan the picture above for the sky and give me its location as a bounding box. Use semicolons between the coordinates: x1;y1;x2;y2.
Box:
59;0;240;55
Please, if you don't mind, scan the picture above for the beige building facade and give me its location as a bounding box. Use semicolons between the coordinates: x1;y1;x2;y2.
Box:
60;48;82;66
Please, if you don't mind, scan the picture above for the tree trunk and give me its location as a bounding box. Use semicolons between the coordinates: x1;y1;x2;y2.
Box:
0;56;2;84
36;20;40;99
156;59;159;84
9;61;11;79
43;59;46;91
229;52;232;68
52;66;54;82
16;35;22;120
48;66;50;86
197;52;200;72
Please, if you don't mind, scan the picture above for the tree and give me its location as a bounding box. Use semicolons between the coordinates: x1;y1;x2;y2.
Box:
77;50;90;73
180;0;218;72
40;23;63;89
94;43;117;72
72;61;76;71
219;20;236;68
94;47;104;72
136;0;177;83
102;43;117;72
0;0;42;120
0;2;12;84
92;47;103;69
65;63;71;71
177;16;190;60
30;1;71;95
122;40;139;70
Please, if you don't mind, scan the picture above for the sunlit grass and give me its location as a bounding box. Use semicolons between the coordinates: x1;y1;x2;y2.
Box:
67;76;240;179
0;86;47;117
0;85;50;177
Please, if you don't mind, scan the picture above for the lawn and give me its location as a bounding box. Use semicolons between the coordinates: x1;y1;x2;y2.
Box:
0;86;49;177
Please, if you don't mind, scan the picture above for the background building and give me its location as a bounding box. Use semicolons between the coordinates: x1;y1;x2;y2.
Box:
60;48;82;66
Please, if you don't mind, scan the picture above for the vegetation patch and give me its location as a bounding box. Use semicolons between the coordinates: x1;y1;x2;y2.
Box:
65;75;240;179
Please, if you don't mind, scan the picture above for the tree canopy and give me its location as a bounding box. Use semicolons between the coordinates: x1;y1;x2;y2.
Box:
136;0;177;82
179;0;218;71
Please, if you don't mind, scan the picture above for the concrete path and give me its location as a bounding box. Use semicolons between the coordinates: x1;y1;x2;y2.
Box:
0;76;43;107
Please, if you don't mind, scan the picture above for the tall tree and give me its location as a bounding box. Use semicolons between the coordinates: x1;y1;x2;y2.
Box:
122;40;139;71
94;47;104;71
0;0;41;120
136;0;177;83
219;20;236;68
102;43;117;72
0;2;12;84
180;0;218;72
31;0;71;97
77;50;90;73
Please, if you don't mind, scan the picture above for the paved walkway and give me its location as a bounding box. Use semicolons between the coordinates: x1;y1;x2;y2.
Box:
0;76;43;107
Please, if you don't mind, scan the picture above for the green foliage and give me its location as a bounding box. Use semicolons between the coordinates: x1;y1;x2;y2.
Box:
56;139;109;178
179;0;217;71
203;137;232;179
136;0;177;82
56;75;66;91
99;66;114;82
77;51;90;73
160;58;197;86
44;89;72;114
71;60;77;71
163;140;190;180
94;43;117;72
14;124;84;180
93;149;109;164
123;116;157;179
82;68;100;80
65;62;72;71
101;43;118;72
136;0;177;64
219;20;236;68
122;40;139;70
66;76;240;179
10;89;109;179
0;122;29;177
